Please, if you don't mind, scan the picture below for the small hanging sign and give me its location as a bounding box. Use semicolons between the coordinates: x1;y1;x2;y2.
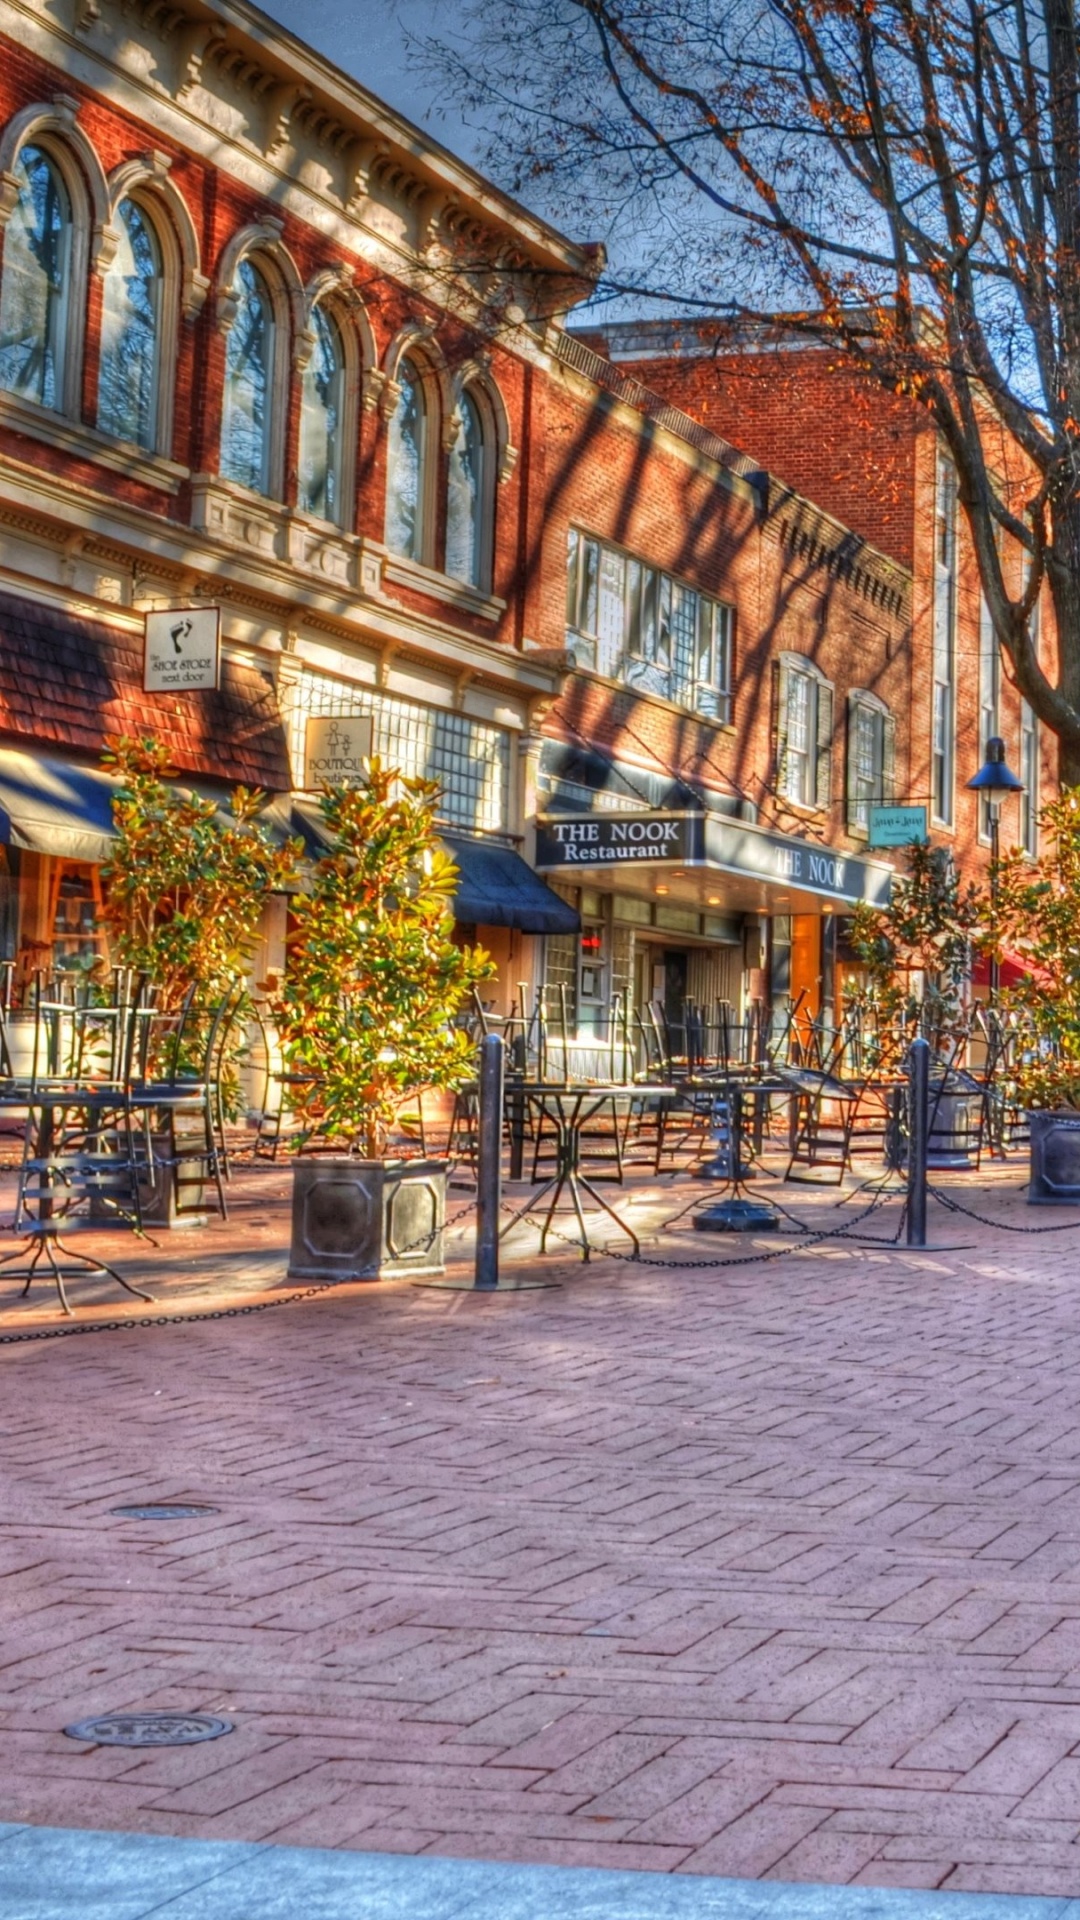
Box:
303;714;374;791
144;606;221;693
869;804;928;848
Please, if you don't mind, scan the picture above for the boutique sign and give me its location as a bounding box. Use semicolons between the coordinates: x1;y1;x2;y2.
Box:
302;714;374;791
536;809;892;907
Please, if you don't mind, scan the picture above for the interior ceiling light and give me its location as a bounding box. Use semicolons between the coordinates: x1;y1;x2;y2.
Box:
655;884;669;895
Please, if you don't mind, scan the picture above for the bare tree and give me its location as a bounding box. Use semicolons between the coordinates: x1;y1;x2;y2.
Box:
429;0;1080;778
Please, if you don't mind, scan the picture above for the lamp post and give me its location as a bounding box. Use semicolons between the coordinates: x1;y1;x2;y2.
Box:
966;736;1023;999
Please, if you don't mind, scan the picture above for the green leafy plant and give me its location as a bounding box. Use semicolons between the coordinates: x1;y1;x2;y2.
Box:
994;790;1080;1110
100;736;301;1108
848;840;985;1053
272;761;493;1159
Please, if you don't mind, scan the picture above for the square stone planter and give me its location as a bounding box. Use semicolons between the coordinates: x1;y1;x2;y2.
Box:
1029;1109;1080;1204
287;1156;446;1281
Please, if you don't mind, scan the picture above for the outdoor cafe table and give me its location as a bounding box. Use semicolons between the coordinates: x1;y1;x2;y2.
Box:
500;1082;675;1262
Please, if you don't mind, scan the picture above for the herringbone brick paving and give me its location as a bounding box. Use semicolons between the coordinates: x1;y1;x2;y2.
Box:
2;1160;1080;1895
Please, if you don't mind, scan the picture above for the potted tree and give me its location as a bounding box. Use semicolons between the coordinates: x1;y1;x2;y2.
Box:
273;762;492;1282
994;790;1080;1202
101;736;300;1222
848;841;985;1166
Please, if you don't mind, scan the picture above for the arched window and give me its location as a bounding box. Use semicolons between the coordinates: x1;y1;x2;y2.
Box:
0;144;72;411
97;198;162;450
220;257;275;495
298;303;345;523
446;389;485;588
385;357;426;560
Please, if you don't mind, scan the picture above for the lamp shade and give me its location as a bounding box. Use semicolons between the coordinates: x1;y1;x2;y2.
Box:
966;736;1024;793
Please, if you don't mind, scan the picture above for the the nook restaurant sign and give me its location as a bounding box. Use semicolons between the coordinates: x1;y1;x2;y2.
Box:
535;810;892;907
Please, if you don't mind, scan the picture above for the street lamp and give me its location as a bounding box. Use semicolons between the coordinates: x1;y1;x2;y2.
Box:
966;736;1023;998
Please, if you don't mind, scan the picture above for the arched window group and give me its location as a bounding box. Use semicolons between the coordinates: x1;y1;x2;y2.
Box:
0;112;507;587
384;353;498;589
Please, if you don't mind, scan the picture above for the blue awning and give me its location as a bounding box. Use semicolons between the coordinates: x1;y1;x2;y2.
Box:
443;832;581;935
0;750;118;863
292;801;580;936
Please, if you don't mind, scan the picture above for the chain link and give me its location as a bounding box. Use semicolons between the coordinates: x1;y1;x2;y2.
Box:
0;1197;478;1348
927;1182;1080;1234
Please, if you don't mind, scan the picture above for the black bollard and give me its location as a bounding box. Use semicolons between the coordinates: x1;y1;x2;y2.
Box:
475;1032;504;1289
907;1036;929;1248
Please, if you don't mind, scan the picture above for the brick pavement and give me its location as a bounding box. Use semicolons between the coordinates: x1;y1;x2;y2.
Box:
1;1157;1080;1897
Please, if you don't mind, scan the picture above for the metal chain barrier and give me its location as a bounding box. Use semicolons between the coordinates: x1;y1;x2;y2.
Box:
0;1198;479;1348
500;1181;899;1270
927;1182;1080;1234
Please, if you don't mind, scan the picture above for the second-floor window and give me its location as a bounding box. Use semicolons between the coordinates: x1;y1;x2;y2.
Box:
932;451;958;824
97;198;162;451
385;357;427;561
566;529;732;721
846;691;894;836
298;303;345;523
0;145;72;412
776;655;833;810
220;257;275;495
977;594;1000;843
446;390;485;588
1020;700;1039;856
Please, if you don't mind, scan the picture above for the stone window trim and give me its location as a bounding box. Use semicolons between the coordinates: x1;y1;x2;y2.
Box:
380;322;449;570
774;652;834;814
0;97;101;420
214;219;305;502
297;267;374;533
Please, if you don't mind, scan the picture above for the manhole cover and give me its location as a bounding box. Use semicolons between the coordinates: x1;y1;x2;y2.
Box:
64;1712;234;1748
110;1505;220;1520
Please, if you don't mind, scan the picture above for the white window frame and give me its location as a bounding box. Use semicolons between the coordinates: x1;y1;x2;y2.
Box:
566;527;733;722
977;593;1001;845
777;653;833;813
846;689;894;838
932;450;958;827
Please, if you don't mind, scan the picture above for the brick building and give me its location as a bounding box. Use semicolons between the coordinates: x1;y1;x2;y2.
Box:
586;320;1057;894
0;0;979;1045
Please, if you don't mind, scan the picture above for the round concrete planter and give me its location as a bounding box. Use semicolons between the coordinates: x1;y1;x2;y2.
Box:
287;1155;446;1281
1028;1109;1080;1205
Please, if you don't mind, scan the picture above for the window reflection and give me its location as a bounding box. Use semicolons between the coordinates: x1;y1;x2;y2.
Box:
220;257;274;494
97;198;161;450
0;145;72;410
385;358;424;559
298;304;345;523
446;390;484;586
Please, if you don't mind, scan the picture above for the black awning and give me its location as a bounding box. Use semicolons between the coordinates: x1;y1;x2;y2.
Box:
443;834;580;935
292;802;580;936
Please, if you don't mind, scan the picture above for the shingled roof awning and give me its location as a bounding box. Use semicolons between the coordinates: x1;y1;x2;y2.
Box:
292;802;580;935
0;590;291;791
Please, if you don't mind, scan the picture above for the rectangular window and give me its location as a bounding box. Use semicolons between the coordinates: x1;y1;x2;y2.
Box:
566;527;732;721
1020;701;1038;856
784;669;815;807
288;669;510;835
850;702;882;835
977;595;1000;842
932;453;958;825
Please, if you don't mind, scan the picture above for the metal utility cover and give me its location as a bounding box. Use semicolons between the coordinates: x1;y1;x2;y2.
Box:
64;1713;234;1747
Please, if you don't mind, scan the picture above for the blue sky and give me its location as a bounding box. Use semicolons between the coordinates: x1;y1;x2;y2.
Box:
258;0;483;165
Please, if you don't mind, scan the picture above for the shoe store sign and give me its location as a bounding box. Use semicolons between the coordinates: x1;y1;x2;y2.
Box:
302;714;374;790
143;606;221;692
